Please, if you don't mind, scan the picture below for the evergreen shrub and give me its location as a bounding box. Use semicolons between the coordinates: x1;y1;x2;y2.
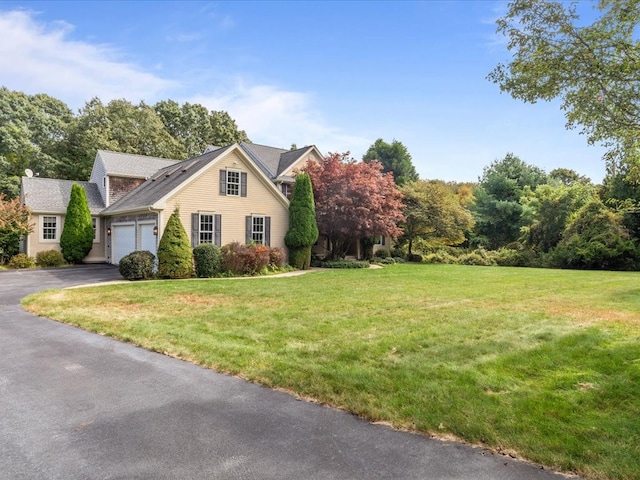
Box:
36;250;66;267
157;208;193;279
284;174;318;269
8;253;35;269
119;250;155;280
60;184;94;264
193;243;222;278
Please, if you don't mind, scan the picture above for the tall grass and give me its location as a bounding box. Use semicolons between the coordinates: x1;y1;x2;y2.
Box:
24;264;640;480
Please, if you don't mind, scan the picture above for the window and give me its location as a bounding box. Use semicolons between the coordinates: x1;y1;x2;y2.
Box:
199;214;214;243
375;235;385;245
245;215;270;246
42;216;58;241
92;217;100;243
220;169;247;197
252;216;265;244
226;170;240;196
191;213;221;247
281;183;292;199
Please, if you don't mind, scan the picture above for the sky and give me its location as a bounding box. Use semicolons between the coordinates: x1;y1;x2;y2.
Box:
0;0;609;183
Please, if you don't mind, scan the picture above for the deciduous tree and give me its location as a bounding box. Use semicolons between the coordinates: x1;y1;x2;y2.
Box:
488;0;640;173
0;193;31;263
399;180;474;255
304;153;404;260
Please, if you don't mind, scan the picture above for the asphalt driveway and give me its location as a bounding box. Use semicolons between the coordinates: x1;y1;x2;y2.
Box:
0;265;576;479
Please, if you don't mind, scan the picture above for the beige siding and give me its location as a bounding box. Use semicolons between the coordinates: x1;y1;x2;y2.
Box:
26;213;106;263
163;150;289;249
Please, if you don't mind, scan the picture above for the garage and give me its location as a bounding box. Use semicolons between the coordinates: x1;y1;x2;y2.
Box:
111;224;136;264
138;223;157;259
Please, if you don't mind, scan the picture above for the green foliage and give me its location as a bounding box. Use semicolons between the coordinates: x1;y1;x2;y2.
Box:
494;247;541;268
0;193;31;263
220;242;271;275
472;153;548;249
60;184;94;264
458;249;496;266
193;243;222;278
118;250;156;281
8;253;35;269
36;249;66;267
423;250;458;264
489;0;640;174
549;199;639;270
312;259;370;269
288;246;312;271
362;138;419;185
375;248;391;259
399;180;474;255
157;207;193;279
285;173;318;269
520;181;596;252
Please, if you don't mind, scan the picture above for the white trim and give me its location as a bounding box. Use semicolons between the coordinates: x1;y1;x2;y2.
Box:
226;168;241;196
92;217;100;243
40;215;60;243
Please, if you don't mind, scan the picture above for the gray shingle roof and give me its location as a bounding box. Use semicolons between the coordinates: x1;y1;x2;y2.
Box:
21;178;105;214
101;145;233;215
97;150;179;177
239;142;311;179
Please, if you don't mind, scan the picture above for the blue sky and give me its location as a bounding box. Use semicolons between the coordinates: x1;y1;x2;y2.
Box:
0;0;608;183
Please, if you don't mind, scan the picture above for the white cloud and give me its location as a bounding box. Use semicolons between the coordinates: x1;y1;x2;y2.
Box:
0;9;176;109
190;82;370;155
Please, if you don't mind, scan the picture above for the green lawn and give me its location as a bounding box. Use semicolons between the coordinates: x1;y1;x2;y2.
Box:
24;264;640;480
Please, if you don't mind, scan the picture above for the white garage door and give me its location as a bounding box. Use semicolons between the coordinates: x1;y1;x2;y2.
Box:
112;224;136;265
139;223;157;258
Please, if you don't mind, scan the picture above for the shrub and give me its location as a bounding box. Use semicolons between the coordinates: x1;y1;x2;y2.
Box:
36;250;66;267
285;173;318;269
316;260;370;269
193;243;222;278
119;250;155;280
221;242;271;275
269;247;286;268
0;193;31;264
60;184;94;264
375;248;391;259
494;248;541;267
458;249;496;266
407;253;423;263
157;207;193;279
8;253;35;269
423;250;458;264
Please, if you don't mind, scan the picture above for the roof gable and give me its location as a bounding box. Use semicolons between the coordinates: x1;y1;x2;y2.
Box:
101;144;290;215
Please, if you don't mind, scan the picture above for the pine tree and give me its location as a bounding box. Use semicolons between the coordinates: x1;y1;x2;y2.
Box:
157;207;193;278
285;173;318;269
60;183;94;263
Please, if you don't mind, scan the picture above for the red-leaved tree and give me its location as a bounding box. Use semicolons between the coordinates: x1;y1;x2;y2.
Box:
304;152;404;260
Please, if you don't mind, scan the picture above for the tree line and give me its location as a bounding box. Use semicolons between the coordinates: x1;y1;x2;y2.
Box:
0;87;249;199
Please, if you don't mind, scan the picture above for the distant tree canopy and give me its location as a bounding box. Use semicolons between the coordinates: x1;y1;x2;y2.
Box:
363;138;419;185
0;88;250;198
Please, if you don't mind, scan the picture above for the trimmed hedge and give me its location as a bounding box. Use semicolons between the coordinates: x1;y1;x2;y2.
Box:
193;243;222;278
119;250;155;280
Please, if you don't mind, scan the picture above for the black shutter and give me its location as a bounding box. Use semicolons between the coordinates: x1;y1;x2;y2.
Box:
214;214;221;247
219;170;226;195
191;213;199;247
240;172;247;197
245;216;252;244
265;216;271;246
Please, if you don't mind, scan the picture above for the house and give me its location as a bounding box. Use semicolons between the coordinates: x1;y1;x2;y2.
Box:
21;143;323;265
